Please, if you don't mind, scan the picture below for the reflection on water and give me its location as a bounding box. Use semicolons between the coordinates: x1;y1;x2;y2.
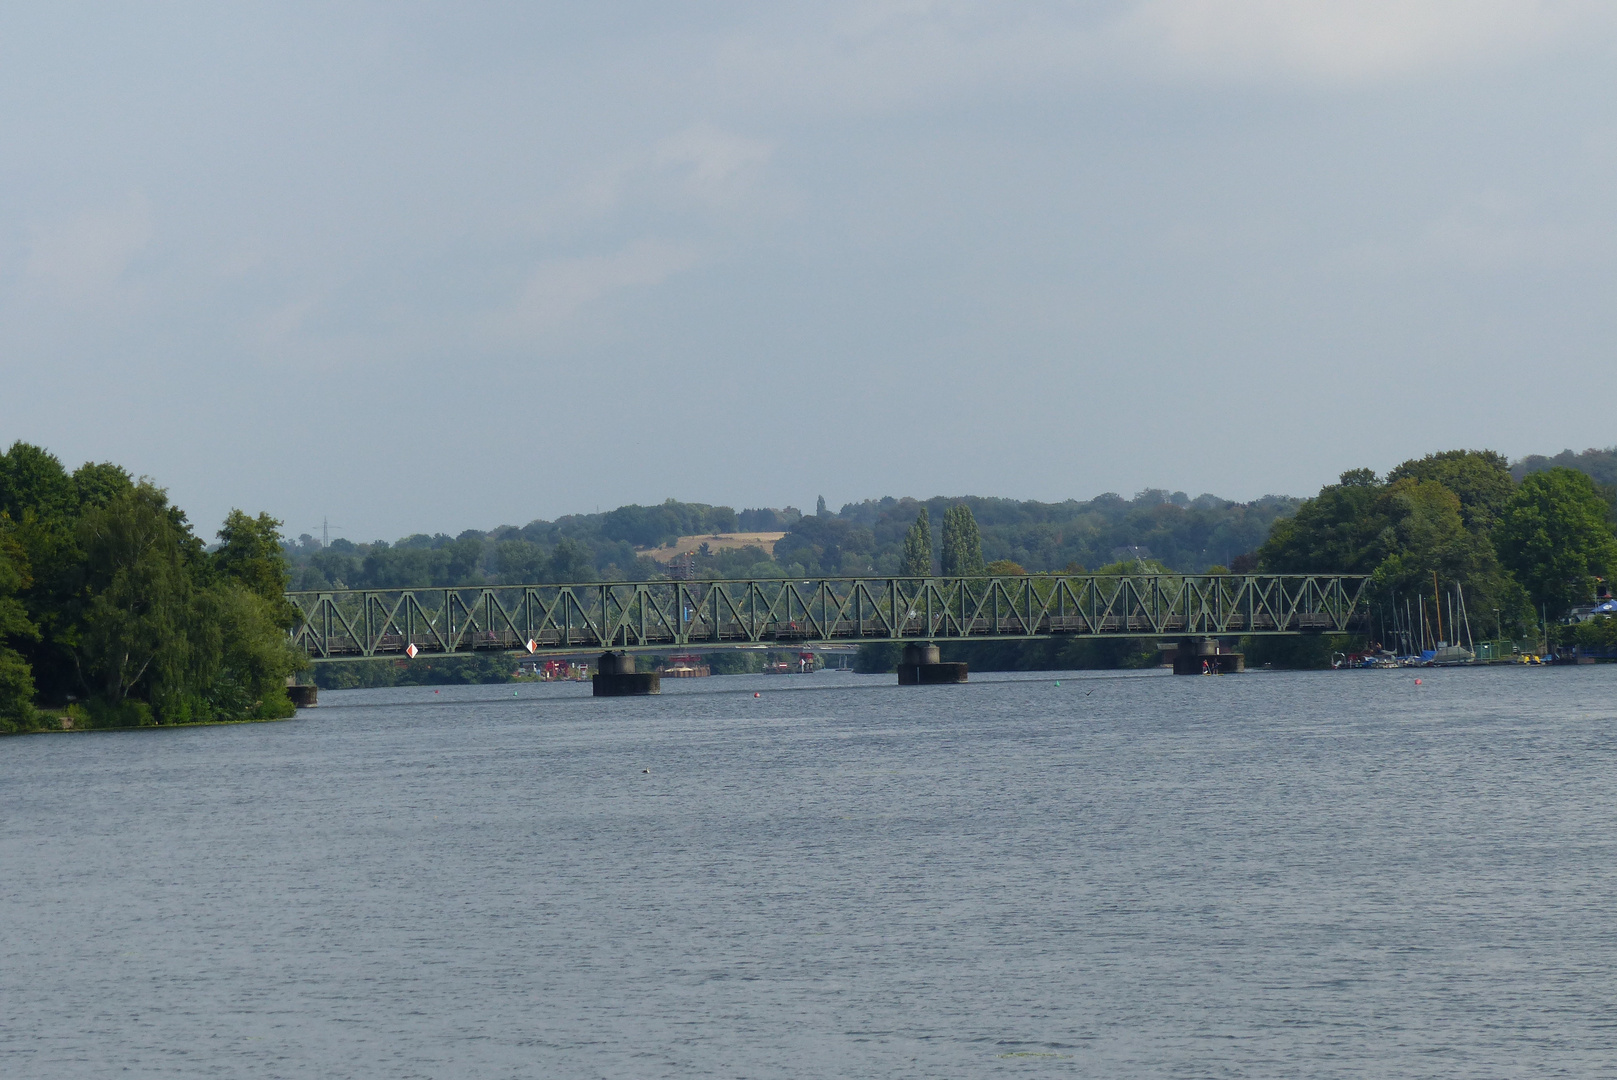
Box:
4;666;1617;1078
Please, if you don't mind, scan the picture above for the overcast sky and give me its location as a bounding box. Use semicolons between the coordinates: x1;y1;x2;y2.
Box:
3;2;1615;542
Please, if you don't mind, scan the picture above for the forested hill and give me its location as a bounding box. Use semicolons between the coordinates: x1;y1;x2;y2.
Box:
286;490;1303;591
282;442;1617;613
1513;446;1617;488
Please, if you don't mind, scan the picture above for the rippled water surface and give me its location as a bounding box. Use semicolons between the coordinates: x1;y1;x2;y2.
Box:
5;666;1617;1078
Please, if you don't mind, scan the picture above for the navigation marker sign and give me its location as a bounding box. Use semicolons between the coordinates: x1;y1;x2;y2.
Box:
406;643;418;659
526;639;537;654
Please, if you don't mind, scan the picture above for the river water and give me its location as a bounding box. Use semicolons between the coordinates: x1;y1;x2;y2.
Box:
4;666;1617;1078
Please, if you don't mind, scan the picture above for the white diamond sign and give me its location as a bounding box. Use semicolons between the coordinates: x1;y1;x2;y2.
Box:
406;643;418;659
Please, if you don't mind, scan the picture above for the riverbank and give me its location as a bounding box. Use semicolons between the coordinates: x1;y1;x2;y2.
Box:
3;711;300;736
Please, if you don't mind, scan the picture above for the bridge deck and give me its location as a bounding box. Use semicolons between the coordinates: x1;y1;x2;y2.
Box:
288;573;1369;662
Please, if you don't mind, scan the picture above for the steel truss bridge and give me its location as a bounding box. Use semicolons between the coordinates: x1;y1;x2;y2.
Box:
287;573;1369;662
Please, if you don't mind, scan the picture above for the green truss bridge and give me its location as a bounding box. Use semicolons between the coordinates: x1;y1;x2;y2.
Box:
287;573;1370;662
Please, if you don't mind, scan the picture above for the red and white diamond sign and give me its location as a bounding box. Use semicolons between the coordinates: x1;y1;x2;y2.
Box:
406;643;418;659
526;639;537;654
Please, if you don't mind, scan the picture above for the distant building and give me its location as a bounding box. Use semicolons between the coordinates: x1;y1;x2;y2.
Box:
661;654;710;677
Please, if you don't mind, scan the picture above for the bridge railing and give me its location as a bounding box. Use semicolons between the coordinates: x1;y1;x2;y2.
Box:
286;573;1369;661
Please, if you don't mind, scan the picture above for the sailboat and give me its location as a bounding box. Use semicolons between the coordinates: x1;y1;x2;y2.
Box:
1427;572;1476;665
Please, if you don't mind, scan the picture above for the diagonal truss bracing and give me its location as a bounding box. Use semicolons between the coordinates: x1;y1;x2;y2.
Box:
286;573;1370;662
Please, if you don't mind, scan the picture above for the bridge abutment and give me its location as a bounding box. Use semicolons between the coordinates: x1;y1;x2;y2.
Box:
1173;637;1244;675
897;643;968;685
593;651;661;696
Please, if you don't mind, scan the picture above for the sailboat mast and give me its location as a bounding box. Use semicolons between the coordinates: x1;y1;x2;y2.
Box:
1432;571;1445;646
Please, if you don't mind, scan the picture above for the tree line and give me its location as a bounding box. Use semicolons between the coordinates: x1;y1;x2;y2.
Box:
1250;450;1616;664
0;442;303;733
8;438;1616;721
285;489;1303;592
287;445;1617;674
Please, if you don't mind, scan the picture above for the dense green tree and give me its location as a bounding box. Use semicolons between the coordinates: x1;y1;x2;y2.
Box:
312;652;516;689
900;508;932;576
1514;446;1617;489
74;484;198;711
0;529;38;730
1493;467;1617;619
1571;615;1617;653
1257;470;1387;574
494;538;548;583
940;504;984;575
1364;479;1522;621
359;537;487;589
1260;469;1529;652
772;516;876;576
0;446;101;703
71;461;134;513
548;538;594;582
599;500;738;547
0;449;302;728
0;441;77;524
600;503;684;547
215;510;294;625
1387;450;1515;533
187;582;301;721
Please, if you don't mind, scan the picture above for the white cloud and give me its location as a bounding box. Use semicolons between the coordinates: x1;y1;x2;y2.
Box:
539;124;776;231
654;124;773;207
518;124;777;249
500;239;701;337
705;0;1616;111
1118;0;1609;82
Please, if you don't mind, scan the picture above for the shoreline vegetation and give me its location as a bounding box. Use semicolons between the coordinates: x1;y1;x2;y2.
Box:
18;708;299;735
1;442;305;735
6;443;1617;729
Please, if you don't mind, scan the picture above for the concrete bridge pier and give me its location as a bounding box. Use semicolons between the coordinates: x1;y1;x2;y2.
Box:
1173;637;1244;675
285;679;318;708
897;643;968;685
593;651;661;696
